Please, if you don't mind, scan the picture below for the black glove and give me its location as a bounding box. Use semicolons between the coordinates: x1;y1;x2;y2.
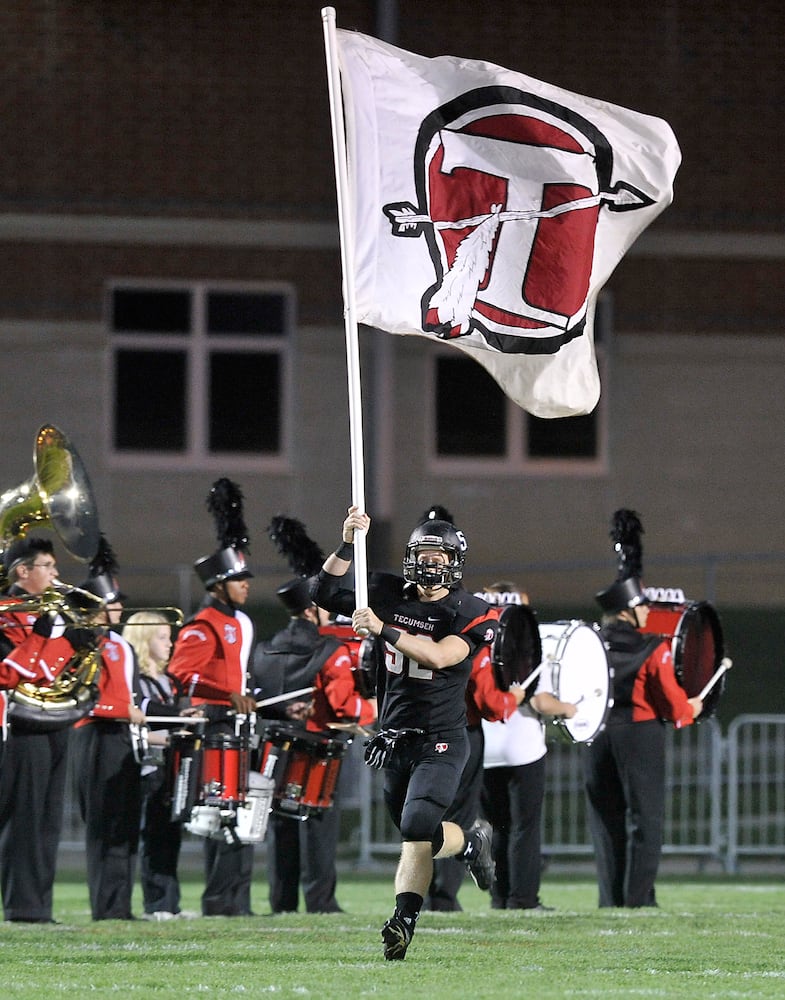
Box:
32;613;55;638
364;731;395;769
363;728;425;769
64;626;99;652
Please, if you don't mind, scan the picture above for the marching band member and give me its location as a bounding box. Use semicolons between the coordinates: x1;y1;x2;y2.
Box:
480;582;577;911
0;536;93;924
124;611;189;921
167;479;257;917
70;539;145;920
314;506;498;961
584;510;703;908
253;577;376;915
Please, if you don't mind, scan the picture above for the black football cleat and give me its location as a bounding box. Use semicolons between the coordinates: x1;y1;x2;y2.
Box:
381;913;414;960
465;818;495;891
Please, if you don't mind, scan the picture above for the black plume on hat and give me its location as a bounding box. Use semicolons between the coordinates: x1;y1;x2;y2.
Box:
77;533;127;604
207;478;250;553
610;508;644;581
595;508;647;613
88;534;120;579
420;504;454;525
266;515;325;578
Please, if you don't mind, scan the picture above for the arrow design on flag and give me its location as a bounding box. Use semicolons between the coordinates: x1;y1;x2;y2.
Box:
383;182;653;335
383;182;654;239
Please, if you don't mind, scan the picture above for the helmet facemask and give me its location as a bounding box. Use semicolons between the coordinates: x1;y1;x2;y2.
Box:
402;519;467;588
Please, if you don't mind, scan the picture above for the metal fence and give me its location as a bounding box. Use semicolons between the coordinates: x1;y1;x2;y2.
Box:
339;715;783;873
59;715;784;873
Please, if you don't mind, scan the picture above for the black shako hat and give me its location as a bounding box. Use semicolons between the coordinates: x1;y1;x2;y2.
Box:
276;577;315;616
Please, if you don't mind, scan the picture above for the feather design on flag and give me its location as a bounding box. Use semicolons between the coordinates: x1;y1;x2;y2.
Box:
428;204;502;334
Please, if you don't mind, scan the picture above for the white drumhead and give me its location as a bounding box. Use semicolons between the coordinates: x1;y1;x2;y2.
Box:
538;620;613;744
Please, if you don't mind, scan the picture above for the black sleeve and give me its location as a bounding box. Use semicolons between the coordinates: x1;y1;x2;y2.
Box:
312;570;357;616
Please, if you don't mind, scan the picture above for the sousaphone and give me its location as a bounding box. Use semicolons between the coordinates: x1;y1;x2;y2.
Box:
0;424;102;731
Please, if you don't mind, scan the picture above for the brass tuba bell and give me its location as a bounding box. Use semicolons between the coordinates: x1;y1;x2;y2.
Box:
0;425;102;731
0;424;101;578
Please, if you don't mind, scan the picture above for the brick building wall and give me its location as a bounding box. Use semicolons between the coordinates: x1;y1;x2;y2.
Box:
0;1;783;608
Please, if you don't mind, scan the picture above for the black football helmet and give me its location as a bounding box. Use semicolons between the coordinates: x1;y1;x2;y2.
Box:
403;519;467;588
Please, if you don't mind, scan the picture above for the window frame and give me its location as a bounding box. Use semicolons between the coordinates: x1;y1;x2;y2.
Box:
106;278;294;472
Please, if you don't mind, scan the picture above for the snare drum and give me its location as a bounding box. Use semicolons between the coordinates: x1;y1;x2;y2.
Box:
539;620;613;744
167;731;203;822
641;600;725;717
199;734;251;807
258;723;348;818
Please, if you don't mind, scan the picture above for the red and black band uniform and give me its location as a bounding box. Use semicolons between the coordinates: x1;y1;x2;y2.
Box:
253;617;375;913
583;621;697;908
0;596;82;922
72;630;142;920
167;595;255;917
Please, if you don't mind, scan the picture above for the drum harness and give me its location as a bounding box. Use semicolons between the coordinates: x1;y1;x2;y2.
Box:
602;624;662;716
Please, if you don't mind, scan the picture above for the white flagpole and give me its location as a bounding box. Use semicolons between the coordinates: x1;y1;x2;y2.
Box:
321;6;369;612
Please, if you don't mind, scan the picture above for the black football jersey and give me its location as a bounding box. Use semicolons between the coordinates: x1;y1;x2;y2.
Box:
314;570;497;733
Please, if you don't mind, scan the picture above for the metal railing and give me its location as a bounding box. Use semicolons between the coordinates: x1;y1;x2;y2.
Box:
342;715;781;873
58;715;784;874
726;714;785;871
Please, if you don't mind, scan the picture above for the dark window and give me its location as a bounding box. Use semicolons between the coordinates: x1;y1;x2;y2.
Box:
110;283;292;463
207;291;286;336
526;412;598;459
114;349;187;451
209;352;280;453
436;356;506;457
112;289;191;333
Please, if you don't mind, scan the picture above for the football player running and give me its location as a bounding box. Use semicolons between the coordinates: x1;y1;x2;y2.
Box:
314;506;498;960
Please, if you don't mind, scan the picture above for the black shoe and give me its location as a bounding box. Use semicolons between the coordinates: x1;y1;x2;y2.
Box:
8;917;59;924
465;819;494;891
381;914;414;960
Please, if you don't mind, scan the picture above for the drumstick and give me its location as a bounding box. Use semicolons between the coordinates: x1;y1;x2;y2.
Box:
256;686;315;708
143;687;317;724
697;657;732;701
514;663;543;691
328;721;371;736
142;716;206;725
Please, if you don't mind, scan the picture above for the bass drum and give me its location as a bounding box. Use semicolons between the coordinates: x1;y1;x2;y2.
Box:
641;600;725;718
490;604;542;700
540;620;613;745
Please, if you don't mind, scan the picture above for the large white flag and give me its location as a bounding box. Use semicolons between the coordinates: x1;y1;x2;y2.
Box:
336;29;681;417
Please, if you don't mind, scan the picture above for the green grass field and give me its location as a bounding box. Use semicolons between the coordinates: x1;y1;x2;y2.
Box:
2;870;783;999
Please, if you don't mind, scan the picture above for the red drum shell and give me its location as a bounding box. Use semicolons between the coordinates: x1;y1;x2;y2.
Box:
258;723;348;818
200;734;250;806
641;601;725;718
